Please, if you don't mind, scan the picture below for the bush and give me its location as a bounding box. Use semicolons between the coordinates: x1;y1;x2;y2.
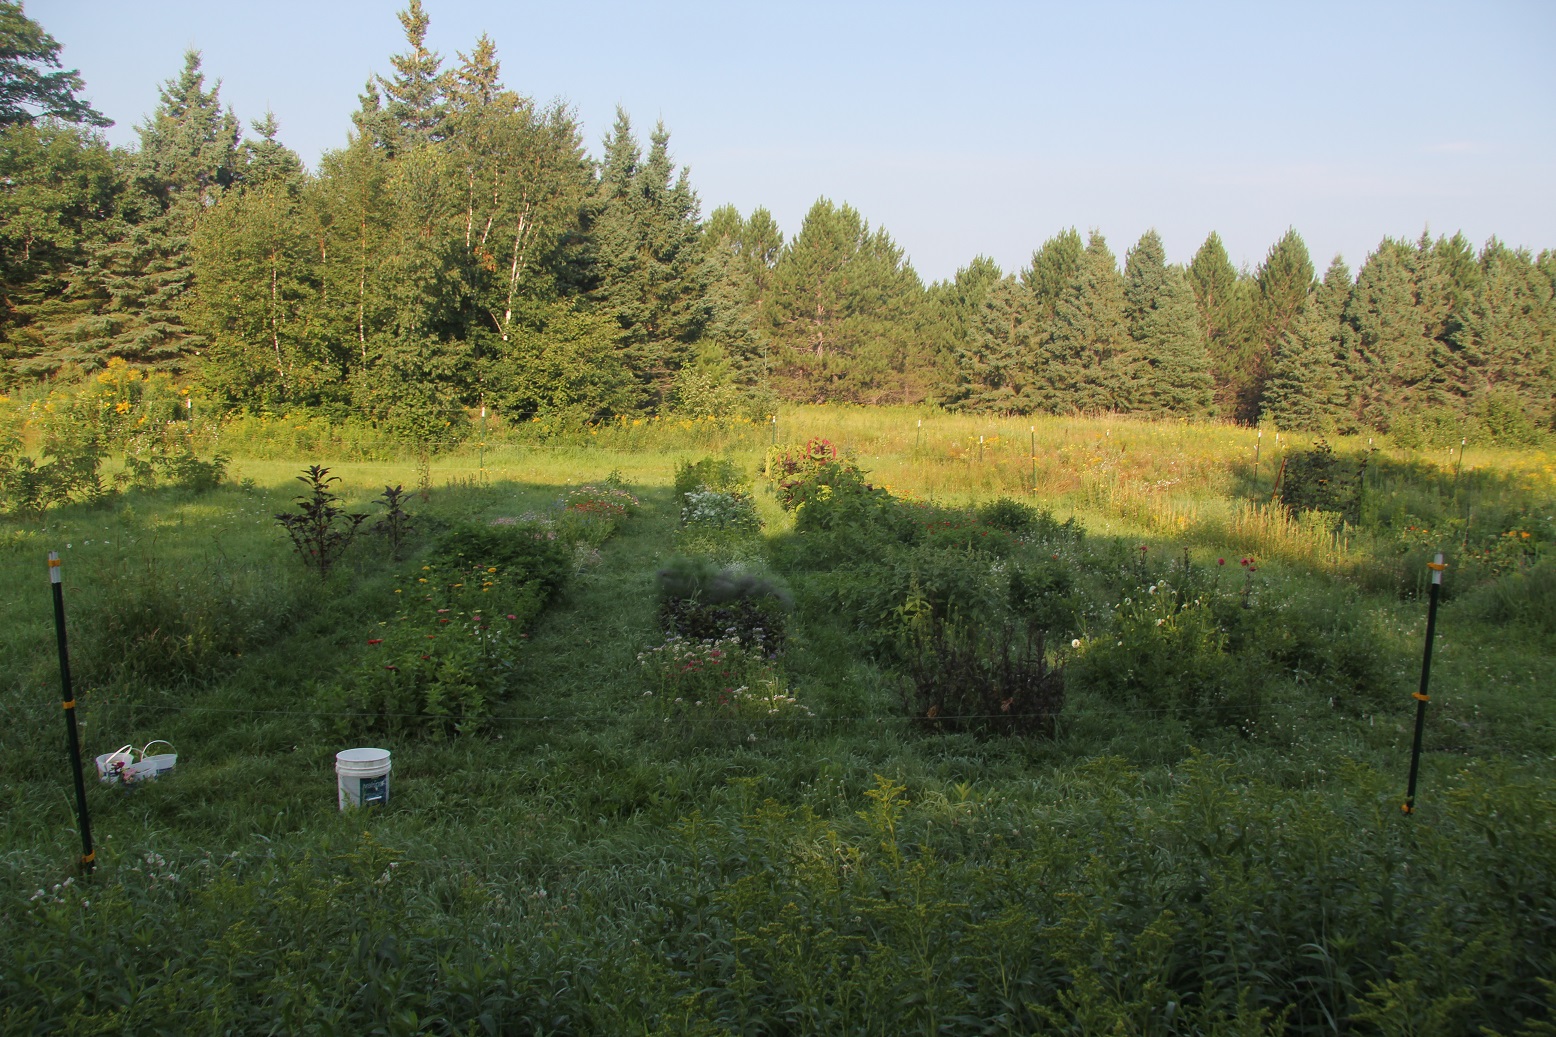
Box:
902;614;1064;738
1070;577;1256;732
674;456;747;498
657;556;791;650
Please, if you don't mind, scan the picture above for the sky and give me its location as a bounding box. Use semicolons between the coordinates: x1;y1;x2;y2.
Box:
36;0;1556;284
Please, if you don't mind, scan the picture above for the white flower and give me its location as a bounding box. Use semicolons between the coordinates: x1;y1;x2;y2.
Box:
1071;638;1082;649
1155;618;1164;626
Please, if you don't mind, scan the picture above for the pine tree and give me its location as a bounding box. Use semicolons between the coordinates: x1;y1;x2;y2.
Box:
0;121;118;379
1264;256;1353;431
0;0;110;127
1022;227;1084;320
1245;228;1316;422
1039;231;1128;413
1123;231;1213;417
762;198;925;403
240;111;304;190
377;0;445;148
586;112;708;408
1346;238;1440;437
1457;241;1555;440
699;204;783;400
957;271;1041;412
47;51;242;373
1187;230;1254;418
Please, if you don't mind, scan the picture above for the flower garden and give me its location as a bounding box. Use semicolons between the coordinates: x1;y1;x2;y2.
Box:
0;409;1553;1034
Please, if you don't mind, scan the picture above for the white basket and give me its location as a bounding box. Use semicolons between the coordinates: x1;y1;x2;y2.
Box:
95;741;177;785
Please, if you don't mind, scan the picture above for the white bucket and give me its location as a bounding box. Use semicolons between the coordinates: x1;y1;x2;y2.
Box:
336;747;392;810
95;745;136;783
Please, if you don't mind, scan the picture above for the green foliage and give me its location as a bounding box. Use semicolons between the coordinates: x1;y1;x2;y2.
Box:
0;428;102;514
273;465;367;578
673;454;746;497
370;483;414;560
638;632;811;733
656;555;791;647
1279;437;1365;522
0;0;111;126
902;610;1065;737
332;559;535;736
1071;577;1255;731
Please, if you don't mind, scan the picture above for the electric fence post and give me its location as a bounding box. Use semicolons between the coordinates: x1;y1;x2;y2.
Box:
770;414;777;446
1255;427;1262;469
1030;425;1036;491
49;552;94;874
1403;553;1446;815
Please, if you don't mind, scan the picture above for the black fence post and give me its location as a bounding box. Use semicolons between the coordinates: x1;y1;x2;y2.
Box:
49;552;94;873
1403;553;1446;815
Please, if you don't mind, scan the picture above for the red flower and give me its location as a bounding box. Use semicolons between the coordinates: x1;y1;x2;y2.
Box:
367;638;383;645
1217;558;1225;566
384;665;398;671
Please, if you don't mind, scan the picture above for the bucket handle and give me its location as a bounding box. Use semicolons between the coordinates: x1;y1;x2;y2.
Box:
141;740;175;757
105;744;137;762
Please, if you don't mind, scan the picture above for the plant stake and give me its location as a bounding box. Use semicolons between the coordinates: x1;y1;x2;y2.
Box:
48;552;94;873
1403;553;1446;815
1030;425;1036;490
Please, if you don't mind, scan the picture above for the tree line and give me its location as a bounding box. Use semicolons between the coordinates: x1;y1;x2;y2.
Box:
2;0;1553;445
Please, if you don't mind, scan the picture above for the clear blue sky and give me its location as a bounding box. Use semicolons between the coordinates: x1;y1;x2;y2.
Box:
38;0;1556;283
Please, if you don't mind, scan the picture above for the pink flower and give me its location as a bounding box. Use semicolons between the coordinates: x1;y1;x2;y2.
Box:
1217;558;1225;566
506;614;517;620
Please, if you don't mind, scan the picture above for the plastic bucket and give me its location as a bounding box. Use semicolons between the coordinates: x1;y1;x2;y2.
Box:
336;747;392;810
140;740;178;776
95;746;136;783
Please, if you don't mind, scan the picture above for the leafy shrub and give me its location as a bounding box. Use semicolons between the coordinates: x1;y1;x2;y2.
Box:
1280;438;1366;523
976;496;1085;543
274;465;366;578
638;633;812;732
330;549;554;736
673;456;747;497
117;448;228;494
657;556;790;649
902;613;1064;737
1071;577;1257;732
0;432;105;514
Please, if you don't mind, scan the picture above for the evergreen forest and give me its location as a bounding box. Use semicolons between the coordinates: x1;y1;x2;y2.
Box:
3;0;1554;447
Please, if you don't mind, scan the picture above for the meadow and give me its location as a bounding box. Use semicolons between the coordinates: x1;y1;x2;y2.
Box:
1;405;1553;1035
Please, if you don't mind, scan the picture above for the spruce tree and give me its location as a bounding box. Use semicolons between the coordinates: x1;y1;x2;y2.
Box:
586;112;708;409
958;271;1040;412
377;0;445;147
1039;231;1128;413
762;198;924;403
1264;256;1353;431
0;121;118;378
1123;231;1213;417
1245;228;1316;422
48;51;242;373
1457;241;1555;439
1188;230;1254;418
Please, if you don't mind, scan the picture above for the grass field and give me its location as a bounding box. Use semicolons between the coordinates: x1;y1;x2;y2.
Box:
2;406;1553;1034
